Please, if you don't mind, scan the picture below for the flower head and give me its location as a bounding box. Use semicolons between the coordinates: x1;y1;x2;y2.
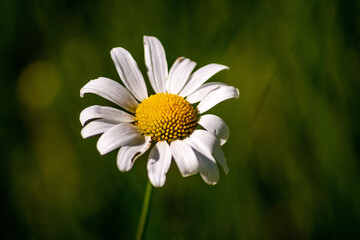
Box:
80;36;239;187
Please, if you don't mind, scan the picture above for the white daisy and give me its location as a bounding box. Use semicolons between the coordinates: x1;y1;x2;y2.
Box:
80;36;239;187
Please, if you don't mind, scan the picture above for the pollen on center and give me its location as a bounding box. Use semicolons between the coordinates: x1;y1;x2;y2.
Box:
135;93;198;142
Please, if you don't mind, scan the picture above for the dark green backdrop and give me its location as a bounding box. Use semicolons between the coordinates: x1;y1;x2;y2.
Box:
1;0;360;239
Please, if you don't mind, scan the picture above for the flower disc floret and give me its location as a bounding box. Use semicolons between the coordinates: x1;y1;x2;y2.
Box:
135;93;198;142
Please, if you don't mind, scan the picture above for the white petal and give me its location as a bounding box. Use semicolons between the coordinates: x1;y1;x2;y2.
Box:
80;105;135;126
197;86;239;114
81;119;117;139
183;130;220;184
80;77;138;113
167;57;196;94
117;136;152;172
188;129;217;155
179;64;229;97
213;144;229;174
186;82;228;104
170;140;199;177
144;36;168;93
192;146;219;185
147;141;172;187
198;114;229;146
110;48;148;101
185;129;228;176
96;123;142;155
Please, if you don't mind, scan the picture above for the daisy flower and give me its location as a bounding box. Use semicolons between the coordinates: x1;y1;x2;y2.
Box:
80;36;239;187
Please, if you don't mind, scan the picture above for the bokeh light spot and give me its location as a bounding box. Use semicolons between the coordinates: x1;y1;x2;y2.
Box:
17;61;60;109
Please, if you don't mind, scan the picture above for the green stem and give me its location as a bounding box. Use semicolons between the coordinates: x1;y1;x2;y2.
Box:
135;180;153;240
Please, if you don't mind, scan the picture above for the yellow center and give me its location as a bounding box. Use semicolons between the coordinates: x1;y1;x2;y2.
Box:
135;93;198;142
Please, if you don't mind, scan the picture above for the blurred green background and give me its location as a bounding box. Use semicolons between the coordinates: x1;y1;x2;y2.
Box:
1;0;360;239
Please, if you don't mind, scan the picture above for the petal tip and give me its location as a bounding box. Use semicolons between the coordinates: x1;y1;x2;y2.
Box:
110;47;121;57
235;88;240;98
220;139;227;146
117;164;131;172
148;171;166;187
214;63;230;70
96;141;107;155
204;180;218;185
80;130;87;139
143;35;152;43
153;181;165;188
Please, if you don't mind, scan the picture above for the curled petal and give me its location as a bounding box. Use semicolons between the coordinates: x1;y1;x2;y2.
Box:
117;136;152;172
198;114;229;146
188;130;217;155
197;86;239;114
80;105;134;126
195;148;220;185
80;77;138;112
213;144;229;174
186;82;228;104
97;123;142;155
185;130;225;183
184;136;219;185
81;119;117;139
179;64;229;97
